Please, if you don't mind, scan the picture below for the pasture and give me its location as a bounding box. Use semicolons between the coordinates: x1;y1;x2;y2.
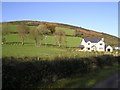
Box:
2;30;118;58
2;25;84;58
2;33;107;59
4;34;81;47
2;44;104;59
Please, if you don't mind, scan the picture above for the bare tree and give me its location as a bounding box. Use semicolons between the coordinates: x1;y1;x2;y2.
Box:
17;24;29;45
30;24;50;46
54;30;66;47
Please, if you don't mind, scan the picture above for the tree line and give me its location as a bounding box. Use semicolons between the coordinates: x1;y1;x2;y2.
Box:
2;23;66;47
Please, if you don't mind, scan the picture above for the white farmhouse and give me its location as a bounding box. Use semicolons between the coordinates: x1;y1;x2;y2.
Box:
79;38;113;52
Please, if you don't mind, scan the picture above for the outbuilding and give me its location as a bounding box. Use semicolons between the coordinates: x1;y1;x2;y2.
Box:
106;45;113;52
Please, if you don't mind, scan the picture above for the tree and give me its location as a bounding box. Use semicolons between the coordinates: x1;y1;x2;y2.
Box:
17;24;29;45
37;24;50;35
74;29;81;37
54;30;66;47
2;23;9;44
45;23;56;34
30;24;50;46
74;28;84;38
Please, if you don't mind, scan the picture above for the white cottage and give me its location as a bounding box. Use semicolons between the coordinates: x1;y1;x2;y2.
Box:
79;38;113;52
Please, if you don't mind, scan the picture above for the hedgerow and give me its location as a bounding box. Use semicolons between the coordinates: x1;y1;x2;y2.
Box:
2;55;119;89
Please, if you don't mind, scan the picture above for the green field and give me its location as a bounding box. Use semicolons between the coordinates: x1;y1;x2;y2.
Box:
2;24;83;58
56;27;75;36
2;32;84;58
5;34;81;47
3;44;105;58
2;26;119;58
2;23;119;62
2;44;66;58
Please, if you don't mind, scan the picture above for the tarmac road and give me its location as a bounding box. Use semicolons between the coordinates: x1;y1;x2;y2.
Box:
93;71;120;88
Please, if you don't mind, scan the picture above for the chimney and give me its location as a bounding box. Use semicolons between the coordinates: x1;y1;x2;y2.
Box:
101;38;104;41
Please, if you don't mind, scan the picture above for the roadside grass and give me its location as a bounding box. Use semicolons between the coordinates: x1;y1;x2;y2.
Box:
38;63;119;88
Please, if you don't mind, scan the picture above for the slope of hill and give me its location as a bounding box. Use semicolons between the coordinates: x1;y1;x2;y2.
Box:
1;20;119;47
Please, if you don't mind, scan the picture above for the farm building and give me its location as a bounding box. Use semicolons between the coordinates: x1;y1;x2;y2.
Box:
114;47;120;50
79;38;113;52
105;45;113;52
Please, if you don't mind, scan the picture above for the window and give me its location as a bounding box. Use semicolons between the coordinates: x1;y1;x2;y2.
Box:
100;43;102;45
88;43;90;45
99;47;103;49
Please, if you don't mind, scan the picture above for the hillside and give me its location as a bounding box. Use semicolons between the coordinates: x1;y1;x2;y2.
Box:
1;20;119;47
2;21;120;89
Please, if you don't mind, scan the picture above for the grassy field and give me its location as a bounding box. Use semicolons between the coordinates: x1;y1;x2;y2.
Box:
2;33;83;58
3;33;119;58
56;27;75;36
2;44;105;58
5;34;81;47
2;44;66;58
1;23;89;58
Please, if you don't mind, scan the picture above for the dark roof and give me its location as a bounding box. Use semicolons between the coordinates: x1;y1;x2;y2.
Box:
84;38;101;43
